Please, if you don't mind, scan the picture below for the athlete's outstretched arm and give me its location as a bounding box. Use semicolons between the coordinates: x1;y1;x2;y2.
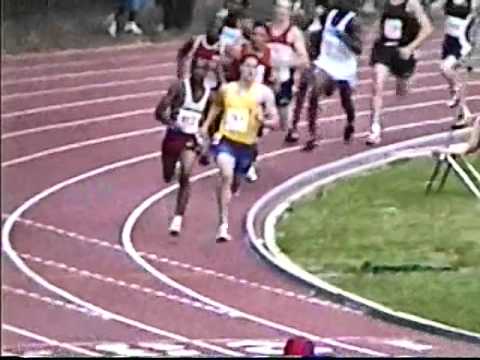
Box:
177;37;196;78
406;0;434;52
155;81;183;125
336;17;363;55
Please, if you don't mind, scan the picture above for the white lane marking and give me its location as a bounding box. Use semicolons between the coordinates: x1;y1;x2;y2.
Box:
3;66;477;121
2;214;360;314
384;340;433;352
1;324;102;356
1;63;172;87
1;40;182;62
2;126;163;168
2;109;152;140
2;285;97;317
2;116;472;358
4;79;478;140
3;94;479;168
1;151;243;357
2;76;170;101
1;51;445;89
19;253;231;317
0;50;446;101
1;91;162;120
1;51;177;76
120;114;480;357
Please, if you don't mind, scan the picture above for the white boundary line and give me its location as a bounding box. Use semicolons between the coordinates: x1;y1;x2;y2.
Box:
0;49;448;101
0;34;442;66
118;118;479;356
1;51;447;88
2;324;103;356
1;75;171;101
3;69;478;121
1;151;243;357
245;131;480;342
3;96;479;168
2;118;472;358
3;80;479;141
1;39;183;62
1;50;178;76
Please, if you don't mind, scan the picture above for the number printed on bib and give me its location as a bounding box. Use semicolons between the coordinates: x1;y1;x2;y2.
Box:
224;108;249;133
384;18;403;40
178;109;202;134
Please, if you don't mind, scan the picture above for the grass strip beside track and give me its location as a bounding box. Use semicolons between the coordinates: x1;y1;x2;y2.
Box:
277;156;480;333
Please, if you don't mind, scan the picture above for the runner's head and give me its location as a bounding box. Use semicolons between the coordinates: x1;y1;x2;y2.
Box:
251;21;269;48
240;55;259;83
274;0;292;23
191;57;209;82
206;19;222;43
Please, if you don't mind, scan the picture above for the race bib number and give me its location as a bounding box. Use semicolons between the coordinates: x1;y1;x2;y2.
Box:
224;108;249;133
177;109;202;134
384;19;403;40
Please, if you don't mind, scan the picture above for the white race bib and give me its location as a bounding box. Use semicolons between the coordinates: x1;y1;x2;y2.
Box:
384;18;403;40
177;108;202;134
224;108;249;133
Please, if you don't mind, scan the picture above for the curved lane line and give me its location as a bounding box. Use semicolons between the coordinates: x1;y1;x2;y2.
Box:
3;96;479;168
2;324;103;356
3;117;473;358
1;151;243;357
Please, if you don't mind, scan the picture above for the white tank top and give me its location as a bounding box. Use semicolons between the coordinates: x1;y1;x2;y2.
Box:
315;10;358;85
175;79;210;134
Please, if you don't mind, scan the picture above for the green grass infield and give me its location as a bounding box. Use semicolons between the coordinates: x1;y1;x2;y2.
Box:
277;156;480;333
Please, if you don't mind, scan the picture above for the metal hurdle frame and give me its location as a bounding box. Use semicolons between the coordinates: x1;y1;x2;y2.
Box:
426;151;480;199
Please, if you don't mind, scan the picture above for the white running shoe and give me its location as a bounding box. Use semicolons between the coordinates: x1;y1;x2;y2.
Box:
216;223;231;242
107;20;118;38
366;122;382;146
447;88;460;108
245;165;258;183
124;21;143;35
169;215;183;236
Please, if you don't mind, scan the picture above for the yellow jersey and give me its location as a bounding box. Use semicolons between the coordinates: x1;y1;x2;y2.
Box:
216;82;264;145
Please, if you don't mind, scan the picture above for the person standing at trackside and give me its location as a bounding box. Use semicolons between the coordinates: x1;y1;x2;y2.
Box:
433;0;479;129
267;0;310;135
201;55;278;242
155;58;211;236
366;0;434;145
107;0;146;37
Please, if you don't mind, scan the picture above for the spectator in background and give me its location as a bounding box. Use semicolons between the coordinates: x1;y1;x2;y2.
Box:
107;0;146;37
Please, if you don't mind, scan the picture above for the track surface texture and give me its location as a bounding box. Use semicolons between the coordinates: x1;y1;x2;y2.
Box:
2;32;480;357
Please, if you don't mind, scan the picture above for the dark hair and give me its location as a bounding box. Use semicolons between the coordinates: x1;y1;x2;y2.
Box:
252;20;267;30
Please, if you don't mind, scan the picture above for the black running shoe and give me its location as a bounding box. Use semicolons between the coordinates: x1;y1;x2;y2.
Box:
343;124;355;143
284;130;300;143
302;138;318;152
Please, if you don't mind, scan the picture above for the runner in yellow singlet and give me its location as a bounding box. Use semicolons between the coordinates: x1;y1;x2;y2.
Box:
201;55;277;242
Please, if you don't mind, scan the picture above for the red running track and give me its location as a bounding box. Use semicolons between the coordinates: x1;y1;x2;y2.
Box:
1;33;480;357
